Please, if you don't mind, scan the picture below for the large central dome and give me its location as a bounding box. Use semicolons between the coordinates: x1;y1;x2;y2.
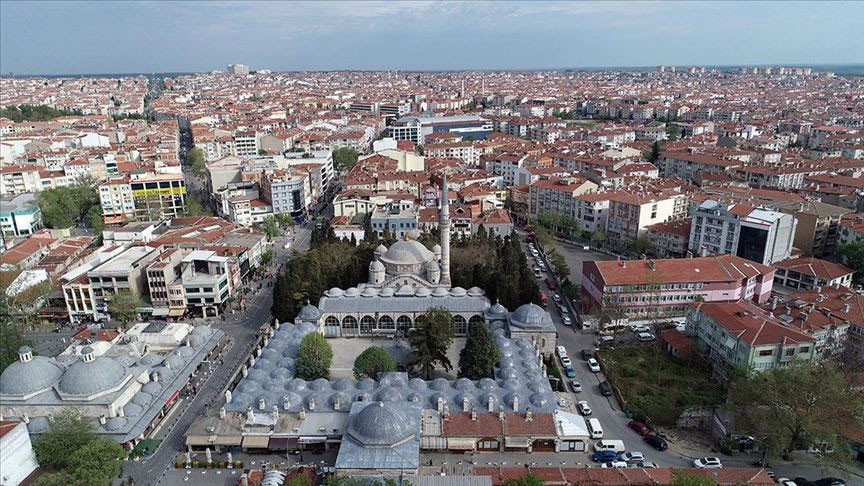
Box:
59;354;128;396
509;303;552;330
0;348;63;396
347;401;415;447
379;239;434;266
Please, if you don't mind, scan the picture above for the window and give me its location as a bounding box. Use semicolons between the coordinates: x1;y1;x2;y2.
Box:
378;315;395;330
453;315;467;335
360;316;376;334
397;315;412;333
799;346;810;354
758;349;773;357
785;348;795;357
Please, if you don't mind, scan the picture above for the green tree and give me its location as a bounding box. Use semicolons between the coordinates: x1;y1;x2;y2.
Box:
187;147;207;178
591;231;606;248
107;291;141;323
66;437;125;484
260;250;274;265
0;297;31;373
0;104;81;122
668;471;719;486
37;178;100;229
284;476;313;486
629;237;655;256
333;147;359;172
727;362;863;463
547;248;571;277
183;194;211;216
85;206;104;233
666;124;680;141
258;149;268;155
353;346;397;380
295;332;333;380
275;213;295;228
458;321;499;379
839;242;864;285
33;409;97;469
261;215;281;239
408;307;454;379
647;140;662;162
504;474;544;486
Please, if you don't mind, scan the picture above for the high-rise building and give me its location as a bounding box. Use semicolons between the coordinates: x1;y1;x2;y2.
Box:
227;64;250;75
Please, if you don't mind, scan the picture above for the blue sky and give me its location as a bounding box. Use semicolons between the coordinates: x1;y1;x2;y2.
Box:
1;1;862;74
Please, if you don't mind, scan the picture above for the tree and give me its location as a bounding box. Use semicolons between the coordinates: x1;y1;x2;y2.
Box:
547;248;571;278
258;149;268;155
629;237;655;257
184;195;211;216
295;332;333;380
666;124;680;141
408;307;454;379
0;298;31;373
275;213;295;228
260;250;274;265
458;321;499;379
187;147;207;178
107;291;141;324
37;178;100;229
591;231;606;248
33;409;97;469
66;437;125;484
261;215;281;239
333;147;359;172
648;140;662;162
0;104;81;122
504;474;544;486
668;471;718;486
839;242;864;285
353;346;397;380
727;362;863;463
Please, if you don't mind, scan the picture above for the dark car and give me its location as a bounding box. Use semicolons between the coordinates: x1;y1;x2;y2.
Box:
644;434;668;451
591;450;619;463
599;381;613;396
812;479;846;486
628;420;651;436
581;349;594;360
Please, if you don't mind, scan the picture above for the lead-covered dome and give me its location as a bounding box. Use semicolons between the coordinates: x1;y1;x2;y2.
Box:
0;347;63;396
380;239;434;266
297;303;322;321
509;303;551;330
347;401;415;447
59;349;127;396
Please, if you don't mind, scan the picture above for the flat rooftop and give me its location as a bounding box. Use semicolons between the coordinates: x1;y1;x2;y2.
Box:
90;246;155;275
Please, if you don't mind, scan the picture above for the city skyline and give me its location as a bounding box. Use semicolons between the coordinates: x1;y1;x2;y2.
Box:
1;0;862;75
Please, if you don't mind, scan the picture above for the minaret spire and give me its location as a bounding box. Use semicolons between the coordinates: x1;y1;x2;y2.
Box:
439;174;451;286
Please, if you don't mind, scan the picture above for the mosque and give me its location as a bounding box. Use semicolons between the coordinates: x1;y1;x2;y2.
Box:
186;177;578;479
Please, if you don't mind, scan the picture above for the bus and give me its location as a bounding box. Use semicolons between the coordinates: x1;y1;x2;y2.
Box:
540;290;548;306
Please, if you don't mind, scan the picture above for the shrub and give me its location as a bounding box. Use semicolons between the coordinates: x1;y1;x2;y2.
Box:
234;460;244;469
175;461;185;468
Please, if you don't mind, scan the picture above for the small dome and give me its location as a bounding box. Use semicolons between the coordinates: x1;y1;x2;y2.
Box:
432;244;442;254
454;378;474;390
132;392;153;406
142;382;162;395
370;260;385;272
380;239;434;266
309;378;331;391
509;303;551;330
165;355;185;370
430;378;451;391
408;378;427;390
478;378;497;391
0;356;63;396
187;335;204;349
361;287;378;298
487;301;508;317
344;287;360;297
374;244;388;255
354;391;372;402
264;381;285;392
287;378;307;391
138;354;163;367
105;416;128;431
123;403;144;417
177;346;196;358
347;402;415;447
395;284;415;296
530;393;551;408
332;378;354;391
192;326;212;337
379;287;395;297
502;379;521;390
326;288;344;298
356;378;377;390
59;356;127;396
432;287;449;297
376;386;403;402
238;381;262;394
450;287;467;297
297;303;322;321
467;287;484;296
271;368;292;380
415;287;432;297
425;260;439;271
330;392;351;407
281;392;302;407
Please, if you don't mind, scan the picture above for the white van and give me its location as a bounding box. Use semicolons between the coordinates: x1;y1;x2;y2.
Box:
593;439;625;453
587;418;604;439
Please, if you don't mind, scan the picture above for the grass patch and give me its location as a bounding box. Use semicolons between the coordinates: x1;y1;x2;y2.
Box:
601;345;724;427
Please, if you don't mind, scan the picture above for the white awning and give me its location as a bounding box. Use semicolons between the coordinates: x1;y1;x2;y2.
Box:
242;436;270;448
447;437;477;450
151;307;170;316
504;436;531;448
298;436;326;444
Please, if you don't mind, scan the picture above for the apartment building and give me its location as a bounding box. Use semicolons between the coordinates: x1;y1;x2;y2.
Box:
773;200;851;257
659;152;740;181
146;248;187;317
688;300;814;379
99;178;136;222
424;142;479;166
766;286;860;359
581;254;774;318
571;193;611;234
689;200;796;265
839;212;864;246
644;219;691;258
81;245;159;320
528;177;599;222
180;250;232;318
485;154;528;186
606;191;688;245
732;166;806;190
0;165;41;195
773;256;854;291
233;131;259;157
129;173;187;220
370;201;419;238
260;169;309;219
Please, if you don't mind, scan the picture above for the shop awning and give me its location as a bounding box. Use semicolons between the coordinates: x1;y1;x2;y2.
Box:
504;436;531;448
269;437;299;448
214;436;242;446
151;308;170;316
447;437;477;450
298;436;326;444
168;308;185;317
242;436;270;448
185;435;211;446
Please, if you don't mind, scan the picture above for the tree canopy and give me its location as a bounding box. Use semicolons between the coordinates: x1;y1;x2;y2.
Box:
503;474;544;486
353;346;397;380
33;409;125;486
261;215;281;239
333;147;359;172
187;147;207;178
37;177;101;229
727;362;863;464
107;291;141;324
668;471;718;486
295;332;333;380
839;241;864;285
458;321;499;380
0;104;82;122
408;307;454;379
0;297;31;373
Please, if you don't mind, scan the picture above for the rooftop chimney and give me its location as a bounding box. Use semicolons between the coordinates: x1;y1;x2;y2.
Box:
471;408;477;421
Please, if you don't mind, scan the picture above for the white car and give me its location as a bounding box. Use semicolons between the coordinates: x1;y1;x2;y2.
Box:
629;461;657;469
577;400;592;415
560;356;572;367
637;332;656;342
587;358;601;372
619;451;645;462
629;324;650;333
557;397;569;407
692;457;722;469
562;315;572;326
556;345;568;358
776;479;797;486
601;461;628;468
553;294;562;303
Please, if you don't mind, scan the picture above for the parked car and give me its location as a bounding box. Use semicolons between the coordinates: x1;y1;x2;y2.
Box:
629;461;657;469
577;400;592;415
629;324;650;333
628;420;651;436
560;356;572;367
637;332;656;342
776;479;797;486
591;450;619;463
562;315;572;326
581;349;595;360
598;335;615;345
570;380;582;392
643;434;668;451
564;366;577;378
553;293;561;303
556;345;568;358
557;397;569;407
587;358;601;372
693;457;722;468
601;461;628;468
619;451;645;463
599;381;613;396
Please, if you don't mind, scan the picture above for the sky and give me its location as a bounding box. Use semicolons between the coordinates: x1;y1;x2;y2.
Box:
1;1;862;75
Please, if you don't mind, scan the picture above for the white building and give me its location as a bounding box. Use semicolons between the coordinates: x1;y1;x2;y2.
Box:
0;420;39;486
